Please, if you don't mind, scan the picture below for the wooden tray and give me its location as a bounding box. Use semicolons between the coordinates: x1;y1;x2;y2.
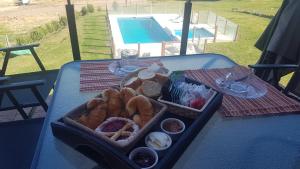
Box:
51;91;223;169
63;97;167;152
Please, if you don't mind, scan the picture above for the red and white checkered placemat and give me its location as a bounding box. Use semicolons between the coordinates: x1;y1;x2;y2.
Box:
185;66;300;117
80;59;161;92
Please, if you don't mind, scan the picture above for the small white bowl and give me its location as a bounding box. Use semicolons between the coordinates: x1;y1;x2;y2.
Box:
145;132;172;152
129;147;158;169
160;118;185;136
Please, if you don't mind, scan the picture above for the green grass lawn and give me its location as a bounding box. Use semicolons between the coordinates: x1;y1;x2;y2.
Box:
78;12;112;60
190;0;282;65
2;11;112;75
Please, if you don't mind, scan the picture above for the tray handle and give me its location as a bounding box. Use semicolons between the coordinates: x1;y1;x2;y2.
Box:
75;144;112;169
51;121;138;169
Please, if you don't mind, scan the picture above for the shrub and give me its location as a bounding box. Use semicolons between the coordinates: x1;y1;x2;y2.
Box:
30;30;43;42
97;6;102;12
87;4;94;13
81;6;88;16
59;16;68;27
16;35;31;45
15;16;68;45
45;23;54;33
51;21;60;32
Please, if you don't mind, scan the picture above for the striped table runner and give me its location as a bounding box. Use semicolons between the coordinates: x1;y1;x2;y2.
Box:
185;66;300;117
80;59;161;92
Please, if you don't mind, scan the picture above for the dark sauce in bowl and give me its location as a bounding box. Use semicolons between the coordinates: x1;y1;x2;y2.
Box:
132;152;155;168
163;120;183;133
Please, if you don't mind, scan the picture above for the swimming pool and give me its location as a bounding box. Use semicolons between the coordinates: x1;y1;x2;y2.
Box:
175;28;214;39
117;17;175;44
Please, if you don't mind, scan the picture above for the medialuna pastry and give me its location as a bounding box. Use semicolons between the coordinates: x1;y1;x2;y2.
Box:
102;88;122;117
78;98;107;129
126;95;154;127
78;87;155;129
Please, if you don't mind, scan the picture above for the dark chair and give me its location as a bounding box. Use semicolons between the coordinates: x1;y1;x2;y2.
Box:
0;43;59;119
0;118;44;169
249;64;300;101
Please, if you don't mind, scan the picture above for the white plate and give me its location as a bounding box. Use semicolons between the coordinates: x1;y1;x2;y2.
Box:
215;77;267;99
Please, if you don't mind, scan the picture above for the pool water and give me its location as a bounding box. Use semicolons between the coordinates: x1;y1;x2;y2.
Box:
118;17;175;44
175;28;214;39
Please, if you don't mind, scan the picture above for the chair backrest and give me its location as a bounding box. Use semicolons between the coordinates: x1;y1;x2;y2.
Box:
0;43;44;76
284;68;300;99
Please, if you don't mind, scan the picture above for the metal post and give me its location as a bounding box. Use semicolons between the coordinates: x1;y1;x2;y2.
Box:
5;35;10;47
224;20;228;34
192;27;195;42
234;24;239;41
197;11;200;24
207;11;210;24
161;42;166;56
180;0;192;55
214;25;218;42
197;34;201;47
66;0;81;61
214;15;218;28
138;43;141;56
203;39;207;53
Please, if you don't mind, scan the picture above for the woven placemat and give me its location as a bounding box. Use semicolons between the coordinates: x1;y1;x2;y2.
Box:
80;59;161;92
185;66;300;117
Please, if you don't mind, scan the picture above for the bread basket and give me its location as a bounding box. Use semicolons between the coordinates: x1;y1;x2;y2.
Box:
63;96;167;152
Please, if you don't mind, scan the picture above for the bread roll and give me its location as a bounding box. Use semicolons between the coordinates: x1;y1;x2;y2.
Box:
138;69;156;81
136;86;144;95
155;73;169;85
141;80;162;98
124;77;142;90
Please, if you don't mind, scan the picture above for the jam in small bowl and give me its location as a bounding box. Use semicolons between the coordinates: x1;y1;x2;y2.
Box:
160;118;185;139
129;147;158;169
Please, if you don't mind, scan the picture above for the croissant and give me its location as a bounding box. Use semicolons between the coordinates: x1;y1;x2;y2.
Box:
120;87;137;105
87;98;104;110
79;99;107;129
102;88;122;117
126;95;154;127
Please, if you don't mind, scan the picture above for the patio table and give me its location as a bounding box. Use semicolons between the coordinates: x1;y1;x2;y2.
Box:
31;54;300;169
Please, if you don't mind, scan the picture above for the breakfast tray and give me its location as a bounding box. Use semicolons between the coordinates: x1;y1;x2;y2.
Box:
51;89;223;169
